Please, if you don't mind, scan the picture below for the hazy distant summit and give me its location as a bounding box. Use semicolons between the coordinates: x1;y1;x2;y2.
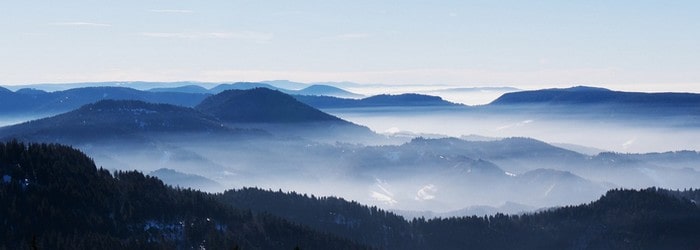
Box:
0;86;209;115
143;80;364;98
148;85;210;94
295;85;363;98
491;86;700;106
295;93;460;109
196;88;345;123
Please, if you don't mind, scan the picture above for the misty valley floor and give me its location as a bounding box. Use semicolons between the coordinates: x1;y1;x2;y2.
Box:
2;141;700;249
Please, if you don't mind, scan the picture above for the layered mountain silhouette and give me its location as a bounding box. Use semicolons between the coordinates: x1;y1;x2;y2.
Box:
7;140;698;249
208;82;281;94
295;93;460;109
489;86;700;115
340;137;611;207
294;84;363;98
0;86;209;116
141;81;361;97
194;88;376;141
148;84;209;94
0;88;375;143
0;141;364;249
149;168;224;192
0;100;235;143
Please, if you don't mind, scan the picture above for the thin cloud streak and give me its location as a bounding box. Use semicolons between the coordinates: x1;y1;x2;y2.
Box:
149;9;194;13
48;22;111;27
140;31;273;43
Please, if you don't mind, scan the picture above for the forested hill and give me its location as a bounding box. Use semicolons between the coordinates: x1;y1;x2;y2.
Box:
196;88;345;123
0;100;239;143
219;187;700;249
2;141;699;249
0;141;364;249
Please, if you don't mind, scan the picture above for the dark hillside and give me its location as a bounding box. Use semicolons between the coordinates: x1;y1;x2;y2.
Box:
0;141;365;249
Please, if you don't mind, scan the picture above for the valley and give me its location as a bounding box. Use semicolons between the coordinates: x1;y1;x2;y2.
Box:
2;83;699;215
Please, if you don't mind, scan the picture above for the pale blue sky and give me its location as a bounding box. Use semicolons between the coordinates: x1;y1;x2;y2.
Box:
1;1;699;91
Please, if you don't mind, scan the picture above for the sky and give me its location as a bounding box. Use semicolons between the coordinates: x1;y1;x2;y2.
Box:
1;0;699;92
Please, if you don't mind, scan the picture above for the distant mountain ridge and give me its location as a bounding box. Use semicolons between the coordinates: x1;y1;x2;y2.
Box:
0;88;376;144
491;86;700;106
295;93;460;109
296;84;363;98
154;81;364;98
148;85;209;94
0;82;364;118
0;86;209;116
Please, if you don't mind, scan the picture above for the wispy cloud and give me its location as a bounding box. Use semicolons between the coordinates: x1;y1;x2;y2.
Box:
495;119;534;131
622;137;637;149
371;191;397;205
149;9;193;13
415;184;437;201
140;31;273;43
370;178;397;205
49;22;111;27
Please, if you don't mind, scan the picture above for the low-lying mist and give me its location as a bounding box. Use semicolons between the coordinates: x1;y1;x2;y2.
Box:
71;129;700;216
3;88;700;217
326;107;700;153
0;115;47;127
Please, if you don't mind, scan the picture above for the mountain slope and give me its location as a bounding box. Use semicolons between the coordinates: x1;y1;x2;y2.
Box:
261;80;310;90
0;100;234;143
2;141;698;249
196;88;345;123
209;82;363;98
405;137;587;167
194;88;377;142
413;188;700;249
0;141;365;249
490;86;700;116
345;138;608;208
219;186;700;250
149;168;224;192
208;82;280;93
